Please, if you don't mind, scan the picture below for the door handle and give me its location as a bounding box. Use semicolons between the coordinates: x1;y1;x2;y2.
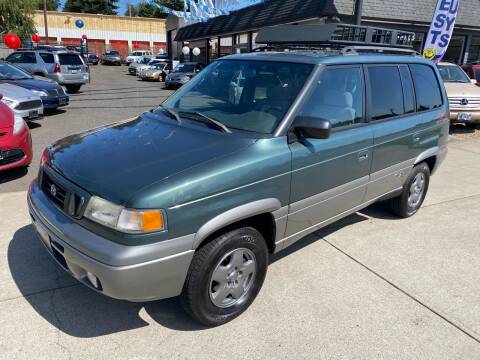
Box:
358;151;369;162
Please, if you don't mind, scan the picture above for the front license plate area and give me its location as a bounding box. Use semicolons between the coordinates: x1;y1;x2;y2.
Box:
28;110;39;119
457;113;472;121
59;98;67;105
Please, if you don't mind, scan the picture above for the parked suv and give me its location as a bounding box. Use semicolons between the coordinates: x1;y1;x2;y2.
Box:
437;62;480;124
28;25;449;327
6;50;89;93
125;50;153;65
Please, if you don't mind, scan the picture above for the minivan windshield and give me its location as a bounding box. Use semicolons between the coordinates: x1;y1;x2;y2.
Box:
161;60;313;134
0;63;32;80
437;64;471;83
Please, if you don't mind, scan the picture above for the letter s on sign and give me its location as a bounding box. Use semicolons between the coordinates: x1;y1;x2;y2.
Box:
439;34;450;48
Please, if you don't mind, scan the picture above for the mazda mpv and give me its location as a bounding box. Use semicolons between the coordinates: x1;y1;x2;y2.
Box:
28;24;449;327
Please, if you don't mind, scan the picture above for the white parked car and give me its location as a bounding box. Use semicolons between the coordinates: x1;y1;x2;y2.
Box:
0;83;44;120
125;50;153;65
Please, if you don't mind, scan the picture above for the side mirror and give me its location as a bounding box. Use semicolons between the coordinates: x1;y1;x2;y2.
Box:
293;116;332;140
471;79;478;85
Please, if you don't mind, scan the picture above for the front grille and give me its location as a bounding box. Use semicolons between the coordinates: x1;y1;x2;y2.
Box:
0;148;25;166
449;97;480;106
41;171;68;208
15;100;42;110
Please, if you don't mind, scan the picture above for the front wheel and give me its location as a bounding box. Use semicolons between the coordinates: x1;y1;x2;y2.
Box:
65;85;81;93
388;162;430;218
180;227;268;327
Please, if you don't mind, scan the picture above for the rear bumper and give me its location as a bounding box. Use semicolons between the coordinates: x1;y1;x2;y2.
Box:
50;73;89;85
28;180;195;302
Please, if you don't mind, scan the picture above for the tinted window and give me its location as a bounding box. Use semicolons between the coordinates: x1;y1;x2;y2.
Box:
437;64;470;83
367;66;403;120
58;54;83;65
39;53;54;63
162;60;313;134
6;53;23;63
23;52;37;63
410;64;443;112
300;67;364;128
399;65;415;114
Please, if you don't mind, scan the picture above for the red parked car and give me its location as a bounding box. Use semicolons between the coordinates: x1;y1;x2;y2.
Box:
0;94;32;171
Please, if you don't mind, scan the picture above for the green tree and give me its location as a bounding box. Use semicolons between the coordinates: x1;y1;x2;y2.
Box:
0;0;36;40
126;0;184;18
63;0;119;15
35;0;60;11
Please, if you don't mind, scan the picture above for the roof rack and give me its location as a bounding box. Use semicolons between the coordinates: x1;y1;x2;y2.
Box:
255;23;417;53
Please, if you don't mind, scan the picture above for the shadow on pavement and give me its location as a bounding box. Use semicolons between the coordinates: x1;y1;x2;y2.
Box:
0;166;29;184
9;204;395;337
8;225;206;337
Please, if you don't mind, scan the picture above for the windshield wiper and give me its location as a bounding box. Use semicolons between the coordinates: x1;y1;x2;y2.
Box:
178;111;232;133
159;105;181;124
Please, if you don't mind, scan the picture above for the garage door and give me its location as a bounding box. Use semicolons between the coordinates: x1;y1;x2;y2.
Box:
134;41;150;51
87;39;106;56
109;40;129;58
153;42;167;55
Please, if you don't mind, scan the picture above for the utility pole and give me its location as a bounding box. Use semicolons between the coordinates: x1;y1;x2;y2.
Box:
353;0;363;25
43;0;49;44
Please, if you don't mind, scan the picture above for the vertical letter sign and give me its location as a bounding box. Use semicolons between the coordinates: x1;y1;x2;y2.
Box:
423;0;461;62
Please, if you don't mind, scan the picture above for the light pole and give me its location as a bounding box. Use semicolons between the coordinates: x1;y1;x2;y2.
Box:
43;0;49;44
353;0;363;25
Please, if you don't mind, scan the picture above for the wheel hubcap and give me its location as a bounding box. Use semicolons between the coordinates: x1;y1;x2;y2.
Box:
408;173;426;208
209;248;256;308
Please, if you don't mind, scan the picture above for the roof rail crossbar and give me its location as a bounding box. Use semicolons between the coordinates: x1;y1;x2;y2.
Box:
342;46;419;56
256;23;416;50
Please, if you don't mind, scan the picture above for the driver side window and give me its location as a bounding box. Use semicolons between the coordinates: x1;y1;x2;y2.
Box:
300;66;364;129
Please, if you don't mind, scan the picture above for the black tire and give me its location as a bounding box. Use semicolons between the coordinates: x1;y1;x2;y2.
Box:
388;162;430;218
181;227;268;327
65;85;81;93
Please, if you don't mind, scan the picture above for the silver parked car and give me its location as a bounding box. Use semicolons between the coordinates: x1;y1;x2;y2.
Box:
0;83;43;120
128;56;153;75
6;50;89;93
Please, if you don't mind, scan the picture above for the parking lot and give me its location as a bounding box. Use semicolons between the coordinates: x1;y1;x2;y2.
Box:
1;65;480;359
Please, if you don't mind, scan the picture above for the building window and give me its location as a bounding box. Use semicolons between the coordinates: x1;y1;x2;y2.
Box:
233;33;249;54
219;36;233;57
209;38;219;63
188;40;207;64
252;32;263;50
412;32;425;54
443;36;466;64
467;36;480;63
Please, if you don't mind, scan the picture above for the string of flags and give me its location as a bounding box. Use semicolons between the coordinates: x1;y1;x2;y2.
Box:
151;0;267;23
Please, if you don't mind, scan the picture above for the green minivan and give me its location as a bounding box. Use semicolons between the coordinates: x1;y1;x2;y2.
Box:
28;26;449;326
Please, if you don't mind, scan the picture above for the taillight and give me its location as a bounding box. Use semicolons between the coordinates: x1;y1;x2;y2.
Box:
54;63;61;73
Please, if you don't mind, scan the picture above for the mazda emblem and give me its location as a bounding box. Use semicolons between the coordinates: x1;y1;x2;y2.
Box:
461;98;469;106
50;184;57;197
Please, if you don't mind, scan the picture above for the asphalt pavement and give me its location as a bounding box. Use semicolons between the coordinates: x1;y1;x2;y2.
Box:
0;66;479;359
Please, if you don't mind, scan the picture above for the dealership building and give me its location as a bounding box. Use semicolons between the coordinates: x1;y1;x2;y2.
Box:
33;11;167;57
168;0;480;65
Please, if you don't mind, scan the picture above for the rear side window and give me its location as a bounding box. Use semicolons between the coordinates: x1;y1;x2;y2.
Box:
399;65;415;114
410;64;443;112
39;53;54;63
58;54;83;65
300;66;364;129
23;52;37;63
367;66;404;121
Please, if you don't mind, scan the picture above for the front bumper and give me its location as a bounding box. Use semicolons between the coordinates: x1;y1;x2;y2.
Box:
165;78;189;87
449;109;480;123
0;126;32;171
13;106;44;121
28;180;195;302
41;95;69;110
128;67;137;75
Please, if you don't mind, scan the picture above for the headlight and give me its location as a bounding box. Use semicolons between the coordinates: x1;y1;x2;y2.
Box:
1;97;16;108
84;196;166;233
31;89;48;97
13;114;26;135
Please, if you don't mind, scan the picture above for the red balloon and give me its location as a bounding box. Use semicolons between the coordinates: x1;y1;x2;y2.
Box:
82;34;87;40
133;42;139;49
4;33;21;49
31;34;41;43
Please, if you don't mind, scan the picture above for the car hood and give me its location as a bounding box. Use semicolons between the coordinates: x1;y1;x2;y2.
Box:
48;112;256;205
444;82;480;98
0;83;40;101
5;78;60;92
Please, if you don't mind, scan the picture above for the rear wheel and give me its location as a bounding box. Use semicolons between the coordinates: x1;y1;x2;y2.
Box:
65;85;81;93
180;227;268;327
388;162;430;218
